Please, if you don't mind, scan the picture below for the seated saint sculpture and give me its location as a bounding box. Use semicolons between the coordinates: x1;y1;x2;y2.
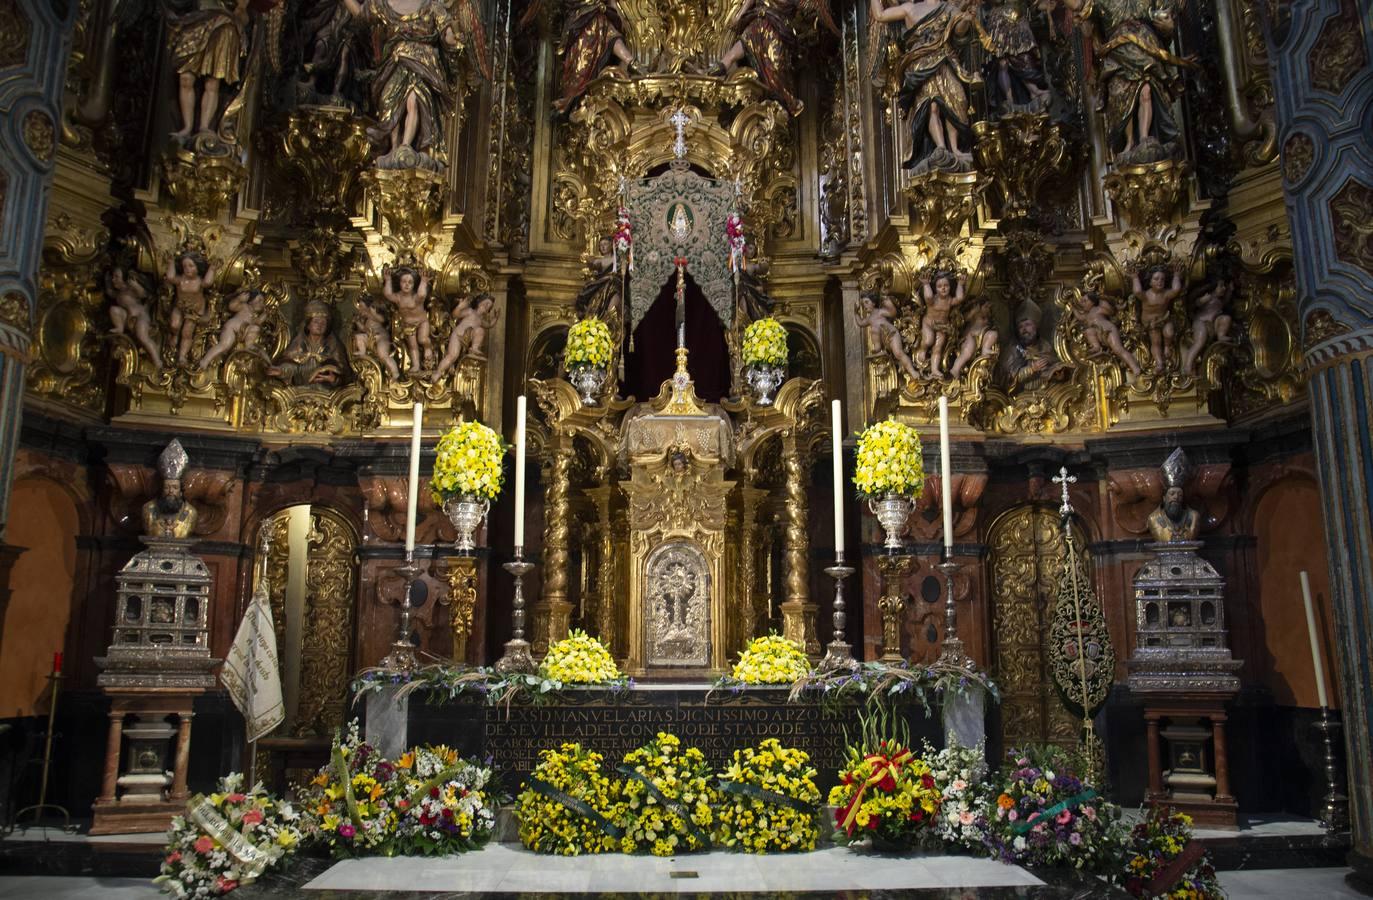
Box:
1000;298;1068;391
1147;448;1201;543
268;300;349;386
143;440;198;539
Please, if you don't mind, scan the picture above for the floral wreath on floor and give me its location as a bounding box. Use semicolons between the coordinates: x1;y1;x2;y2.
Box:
1118;806;1223;899
982;746;1126;871
923;740;994;852
392;745;497;856
617;732;718;856
714;738;822;853
516;742;627;855
156;773;302;898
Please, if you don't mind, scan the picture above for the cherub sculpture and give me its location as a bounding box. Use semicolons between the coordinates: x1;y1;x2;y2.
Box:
1181;274;1237;375
197;289;267;371
1068;287;1142;379
1131;263;1184;374
351;293;402;381
949;297;998;379
105;267;163;370
381;265;435;374
914;269;967;379
164;248;217;367
858;289;920;382
433;293;498;380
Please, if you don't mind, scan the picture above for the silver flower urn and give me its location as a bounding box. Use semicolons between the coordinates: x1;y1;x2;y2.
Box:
746;364;785;405
443;494;490;552
569;364;607;405
869;492;913;550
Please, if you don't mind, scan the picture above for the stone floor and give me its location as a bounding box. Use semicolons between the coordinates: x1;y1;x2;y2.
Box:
0;862;1364;898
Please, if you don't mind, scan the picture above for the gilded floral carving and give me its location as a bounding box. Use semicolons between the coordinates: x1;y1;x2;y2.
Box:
0;291;30;333
1281;132;1314;184
1309;0;1366;94
0;0;29;69
22;110;54;164
1329;178;1373;276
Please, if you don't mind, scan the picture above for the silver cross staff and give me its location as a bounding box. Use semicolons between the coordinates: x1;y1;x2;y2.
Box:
1053;466;1077;517
670;108;690;159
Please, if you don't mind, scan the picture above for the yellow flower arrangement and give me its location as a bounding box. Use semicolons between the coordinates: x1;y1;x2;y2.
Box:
540;629;622;684
516;743;627;855
430;421;505;503
827;741;941;849
741;317;788;368
566;318;614;369
852;418;925;499
618;732;717;856
730;634;811;685
714;738;821;853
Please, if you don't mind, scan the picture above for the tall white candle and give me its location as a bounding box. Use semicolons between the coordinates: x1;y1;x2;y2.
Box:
405;402;423;553
514;395;527;548
938;395;953;553
1300;570;1329;708
831;399;844;555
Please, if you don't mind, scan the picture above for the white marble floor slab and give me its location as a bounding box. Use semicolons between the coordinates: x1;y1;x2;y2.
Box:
1217;867;1365;898
0;876;162;898
302;844;1047;893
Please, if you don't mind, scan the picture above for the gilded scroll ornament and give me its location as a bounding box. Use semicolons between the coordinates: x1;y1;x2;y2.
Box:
442;556;479;663
0;291;30;334
294;508;358;737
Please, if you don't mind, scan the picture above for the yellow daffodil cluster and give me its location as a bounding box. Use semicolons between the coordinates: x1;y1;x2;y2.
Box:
540;629;622;684
714;738;821;853
156;773;303;898
619;732;717;856
852;418;925;499
741;317;788;368
516;743;627;855
730;634;811;685
566;318;614;369
431;421;505;503
827;743;941;849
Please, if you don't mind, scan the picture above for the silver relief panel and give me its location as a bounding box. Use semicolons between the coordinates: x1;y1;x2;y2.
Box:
644;540;711;668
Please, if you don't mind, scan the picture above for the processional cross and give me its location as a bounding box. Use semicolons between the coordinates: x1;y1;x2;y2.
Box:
670;108;690;160
1052;466;1077;517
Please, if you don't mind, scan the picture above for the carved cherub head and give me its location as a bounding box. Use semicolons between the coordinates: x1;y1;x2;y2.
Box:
390;266;419;294
176;251;210;279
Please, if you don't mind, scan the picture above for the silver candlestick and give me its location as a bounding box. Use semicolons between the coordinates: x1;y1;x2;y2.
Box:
818;553;858;672
495;545;537;674
380;552;421;672
937;557;973;668
1314;706;1350;832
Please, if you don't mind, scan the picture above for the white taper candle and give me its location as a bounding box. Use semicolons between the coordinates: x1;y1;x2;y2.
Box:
514;395;527;547
939;395;953;553
1300;570;1329;709
405;402;424;553
831;399;844;555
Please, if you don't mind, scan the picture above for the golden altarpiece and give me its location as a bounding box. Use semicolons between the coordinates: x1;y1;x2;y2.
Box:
19;0;1315;781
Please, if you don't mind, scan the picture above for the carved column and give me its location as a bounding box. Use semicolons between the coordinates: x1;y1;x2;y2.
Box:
781;450;818;655
1264;1;1373;884
587;485;616;654
877;553;915;662
441;556;478;663
0;0;75;536
536;446;574;653
738;484;766;647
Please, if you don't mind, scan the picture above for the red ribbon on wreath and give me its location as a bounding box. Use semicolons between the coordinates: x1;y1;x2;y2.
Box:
837;745;914;835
